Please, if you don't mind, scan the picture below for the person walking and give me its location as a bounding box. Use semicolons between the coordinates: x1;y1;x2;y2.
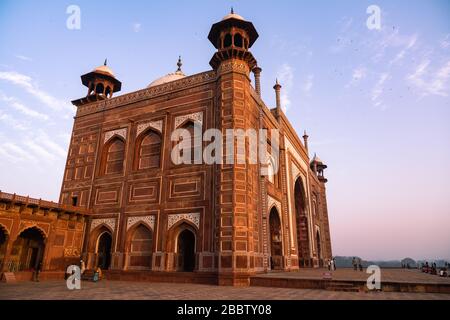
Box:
332;257;337;271
80;259;86;275
352;257;357;271
33;261;42;282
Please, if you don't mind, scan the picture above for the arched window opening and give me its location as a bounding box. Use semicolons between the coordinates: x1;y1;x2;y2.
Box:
136;129;161;170
103;137;125;175
316;231;322;258
223;33;232;48
177;229;195;272
174;121;202;165
294;177;310;267
0;226;8;266
95;83;104;95
269;207;283;270
10;227;45;271
234;33;243;48
96;231;112;270
89;82;95;95
129;224;153;269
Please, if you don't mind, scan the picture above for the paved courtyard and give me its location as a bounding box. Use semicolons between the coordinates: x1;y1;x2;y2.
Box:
256;268;450;284
1;279;450;300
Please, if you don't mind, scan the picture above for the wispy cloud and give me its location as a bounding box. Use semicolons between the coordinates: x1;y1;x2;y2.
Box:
0;71;74;113
346;67;367;88
132;22;141;33
407;59;450;97
302;74;314;94
389;33;418;66
371;73;390;109
23;140;57;162
1;142;38;163
440;34;450;49
0;91;49;120
0;110;29;131
15;55;32;62
35;131;67;158
277;63;294;112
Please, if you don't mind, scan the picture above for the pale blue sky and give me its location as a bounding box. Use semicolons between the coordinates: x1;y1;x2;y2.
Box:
0;0;449;260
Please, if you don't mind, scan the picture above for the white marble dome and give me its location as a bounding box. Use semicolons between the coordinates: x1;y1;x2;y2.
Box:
147;70;186;88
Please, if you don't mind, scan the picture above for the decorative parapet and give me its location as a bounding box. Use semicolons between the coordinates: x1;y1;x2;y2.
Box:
0;191;90;216
76;71;216;117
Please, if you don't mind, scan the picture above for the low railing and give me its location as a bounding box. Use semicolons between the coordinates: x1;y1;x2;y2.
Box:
0;190;91;215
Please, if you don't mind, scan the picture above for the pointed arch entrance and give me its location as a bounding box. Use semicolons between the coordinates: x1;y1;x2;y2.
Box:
96;231;112;270
294;177;311;267
316;230;322;267
177;228;196;272
11;227;46;271
126;224;153;269
0;225;8;268
269;207;283;270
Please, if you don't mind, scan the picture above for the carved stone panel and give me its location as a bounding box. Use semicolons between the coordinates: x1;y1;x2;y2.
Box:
167;213;200;230
127;215;155;231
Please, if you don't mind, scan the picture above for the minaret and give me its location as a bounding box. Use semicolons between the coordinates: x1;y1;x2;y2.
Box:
273;79;282;118
303;130;309;152
310;153;328;183
71;60;122;106
252;66;262;97
208;10;261;286
208;9;258;71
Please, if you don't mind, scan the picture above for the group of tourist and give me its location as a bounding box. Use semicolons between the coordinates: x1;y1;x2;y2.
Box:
352;257;364;271
326;257;337;271
420;261;449;277
64;259;103;282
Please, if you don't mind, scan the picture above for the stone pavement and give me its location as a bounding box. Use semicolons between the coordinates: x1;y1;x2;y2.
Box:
1;280;450;300
255;268;450;284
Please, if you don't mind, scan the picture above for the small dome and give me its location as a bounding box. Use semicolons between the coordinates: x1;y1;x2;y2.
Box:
147;56;186;88
222;12;245;21
93;65;115;78
147;70;186;87
311;154;323;164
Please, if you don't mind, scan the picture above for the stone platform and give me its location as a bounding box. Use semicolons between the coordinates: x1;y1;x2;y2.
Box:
1;280;450;300
251;268;450;293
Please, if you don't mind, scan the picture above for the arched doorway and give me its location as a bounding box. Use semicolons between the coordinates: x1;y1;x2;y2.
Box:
0;225;8;267
269;207;283;270
177;229;195;272
96;232;112;270
294;177;311;267
128;224;153;269
316;230;322;267
11;227;45;271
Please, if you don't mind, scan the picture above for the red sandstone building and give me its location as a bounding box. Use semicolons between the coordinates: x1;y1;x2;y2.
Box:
0;12;332;285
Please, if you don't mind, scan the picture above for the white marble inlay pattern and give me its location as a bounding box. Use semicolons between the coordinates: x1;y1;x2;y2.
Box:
268;195;282;214
174;112;203;129
167;213;200;229
127;215;155;231
90;218;116;232
136;120;163;136
104;128;127;143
